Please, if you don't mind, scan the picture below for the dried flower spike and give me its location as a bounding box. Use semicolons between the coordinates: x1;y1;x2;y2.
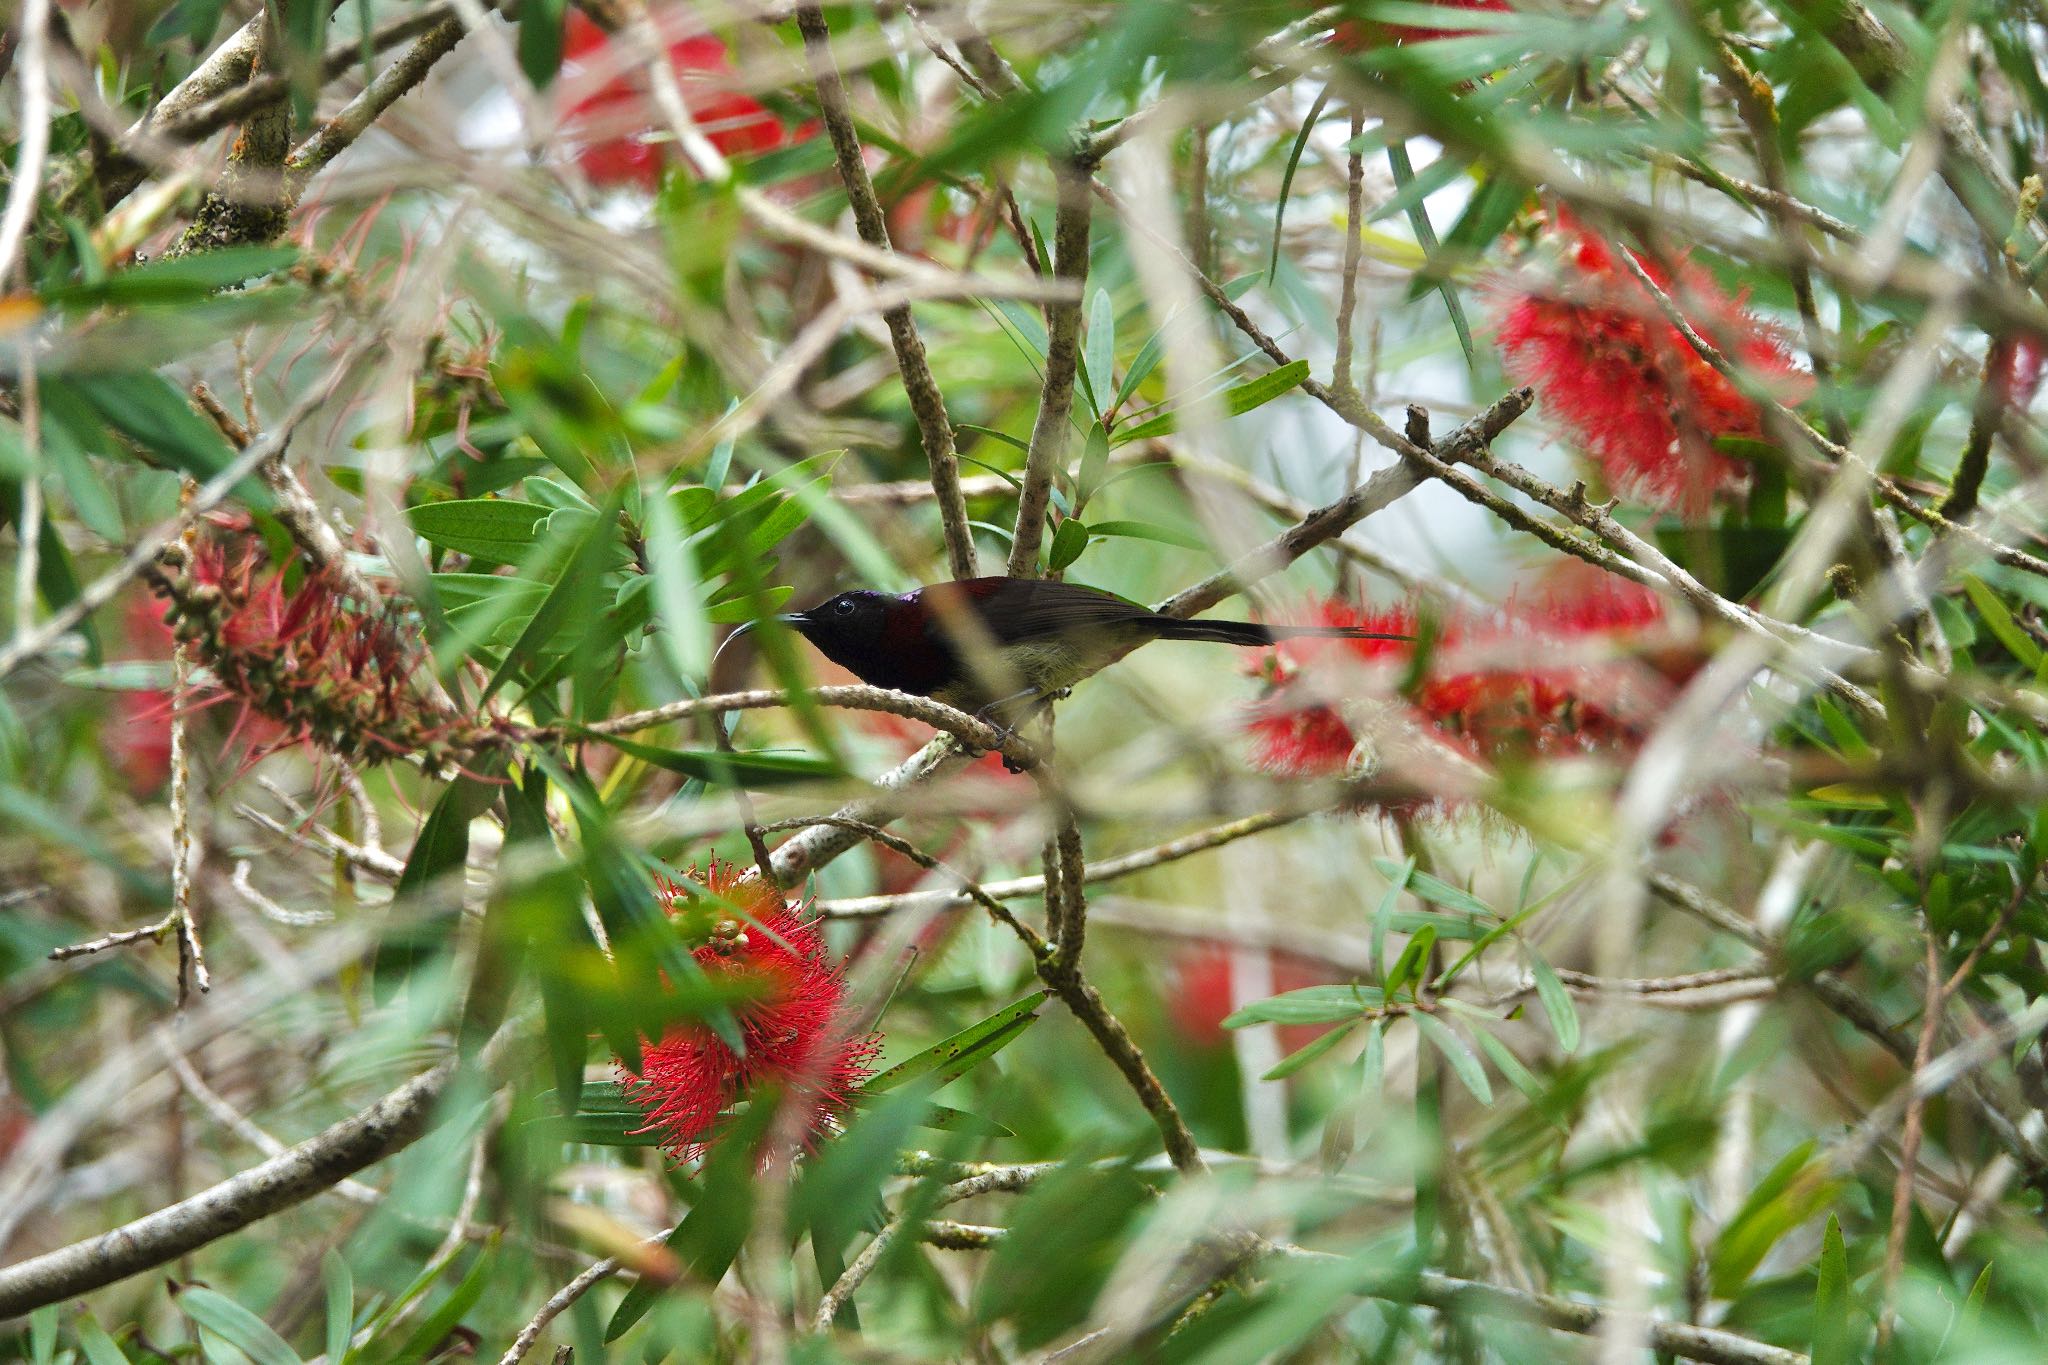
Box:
620;859;880;1161
148;534;496;774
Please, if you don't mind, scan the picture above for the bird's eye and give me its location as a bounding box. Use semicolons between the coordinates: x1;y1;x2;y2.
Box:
833;598;856;617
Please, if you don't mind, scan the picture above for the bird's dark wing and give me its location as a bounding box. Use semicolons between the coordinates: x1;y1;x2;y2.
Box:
920;578;1159;646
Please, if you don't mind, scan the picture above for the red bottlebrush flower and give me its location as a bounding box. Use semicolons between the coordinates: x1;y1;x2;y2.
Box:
1427;570;1676;760
1333;0;1510;52
1169;944;1338;1055
1987;335;2046;412
1245;600;1414;778
105;594;176;796
620;860;880;1160
1496;214;1809;511
151;534;495;773
561;12;800;189
1245;571;1685;797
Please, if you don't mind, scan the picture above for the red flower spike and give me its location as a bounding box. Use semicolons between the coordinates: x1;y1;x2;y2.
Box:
561;12;802;190
1169;944;1340;1055
620;860;880;1161
1496;214;1810;512
1245;600;1416;779
105;594;177;795
1245;573;1686;805
1333;0;1510;53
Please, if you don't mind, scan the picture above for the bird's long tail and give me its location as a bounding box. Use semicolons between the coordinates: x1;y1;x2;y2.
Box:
1149;617;1411;647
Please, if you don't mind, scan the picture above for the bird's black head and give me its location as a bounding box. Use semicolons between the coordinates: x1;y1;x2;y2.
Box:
783;589;898;680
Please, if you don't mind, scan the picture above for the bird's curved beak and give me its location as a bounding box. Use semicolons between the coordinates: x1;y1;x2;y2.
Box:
719;612;807;647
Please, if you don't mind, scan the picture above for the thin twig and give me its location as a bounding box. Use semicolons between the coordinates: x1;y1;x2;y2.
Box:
575;683;1035;769
795;2;978;580
1009;158;1096;575
1330;103;1367;395
1877;930;1944;1348
0;0;52;284
755;815;1046;956
499;1257;623;1365
285;17;468;196
816;807;1313;919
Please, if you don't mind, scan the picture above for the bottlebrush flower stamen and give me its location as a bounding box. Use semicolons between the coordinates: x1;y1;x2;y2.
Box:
1496;213;1809;511
620;859;880;1161
1246;574;1690;801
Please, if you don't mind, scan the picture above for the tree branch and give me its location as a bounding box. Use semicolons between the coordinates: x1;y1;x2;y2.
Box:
794;2;979;580
1008;158;1095;576
0;1058;457;1316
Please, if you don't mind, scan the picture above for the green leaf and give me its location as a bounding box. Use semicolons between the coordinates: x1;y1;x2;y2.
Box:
796;1085;936;1254
28;1305;54;1365
1387;140;1477;377
1263;1021;1356;1080
0;482;99;663
1224;983;1385;1028
1957;1261;1993;1347
585;733;839;787
1371;857;1415;984
1410;1011;1492;1104
480;490;623;703
147;0;233;45
37;411;123;541
177;1286;304;1365
1371;858;1493;917
607;1102;778;1341
644;477;713;684
957;425;1031;457
53;372;269;507
410;499;551;563
75;1316;131;1365
1963;575;2045;670
539;967;592;1118
1112;318;1169;415
864;991;1050;1094
1074;423;1112;509
1470;1025;1544;1102
1080;287;1115;419
1358;1018;1386;1102
1083;518;1207;552
387;1245;496;1365
1269;84;1334;289
517;0;569;87
322;1250;354;1365
1527;953;1580;1053
1112;359;1312;443
1385;925;1437;997
377;771;501;999
46;246;299;304
1811;1213;1852;1365
530;1081;656;1145
848;1094;1017;1136
1048;518;1089;573
1711;1140;1843;1296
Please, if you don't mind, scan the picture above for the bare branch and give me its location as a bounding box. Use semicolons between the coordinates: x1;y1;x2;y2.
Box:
0;1056;459;1316
794;2;979;580
1009;159;1096;575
